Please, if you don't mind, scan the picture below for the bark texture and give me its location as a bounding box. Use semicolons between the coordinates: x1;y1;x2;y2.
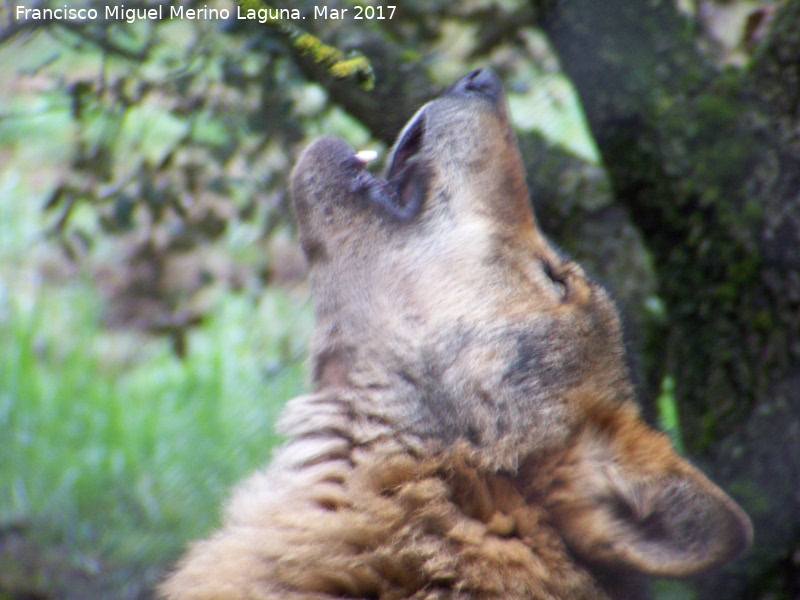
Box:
535;0;800;597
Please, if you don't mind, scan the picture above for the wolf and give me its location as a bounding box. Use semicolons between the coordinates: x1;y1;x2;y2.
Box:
160;68;752;600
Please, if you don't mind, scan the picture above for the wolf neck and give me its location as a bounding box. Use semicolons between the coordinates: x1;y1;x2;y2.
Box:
272;386;435;476
302;263;438;446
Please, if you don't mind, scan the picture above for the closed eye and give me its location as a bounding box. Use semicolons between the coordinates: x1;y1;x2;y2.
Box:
542;260;569;301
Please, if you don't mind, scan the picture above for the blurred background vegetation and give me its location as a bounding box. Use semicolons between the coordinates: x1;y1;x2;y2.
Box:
1;0;798;599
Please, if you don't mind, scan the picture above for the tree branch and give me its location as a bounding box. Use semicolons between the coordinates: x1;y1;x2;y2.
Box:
288;30;442;145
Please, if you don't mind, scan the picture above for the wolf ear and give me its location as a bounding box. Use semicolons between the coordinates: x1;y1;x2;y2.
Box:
547;418;752;577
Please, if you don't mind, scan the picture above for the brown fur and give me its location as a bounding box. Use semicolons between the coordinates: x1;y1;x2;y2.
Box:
160;69;751;600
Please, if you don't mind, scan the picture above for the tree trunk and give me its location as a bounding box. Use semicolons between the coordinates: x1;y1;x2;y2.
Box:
535;0;800;597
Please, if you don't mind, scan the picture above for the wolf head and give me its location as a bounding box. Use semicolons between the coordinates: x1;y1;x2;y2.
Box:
290;68;751;580
293;69;636;462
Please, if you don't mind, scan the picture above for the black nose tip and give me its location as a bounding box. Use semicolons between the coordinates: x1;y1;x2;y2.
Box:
448;68;503;101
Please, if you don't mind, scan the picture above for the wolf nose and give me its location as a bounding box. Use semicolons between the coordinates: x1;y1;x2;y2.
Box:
449;68;503;102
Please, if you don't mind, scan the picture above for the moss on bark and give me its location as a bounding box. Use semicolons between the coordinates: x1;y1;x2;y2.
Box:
536;0;800;597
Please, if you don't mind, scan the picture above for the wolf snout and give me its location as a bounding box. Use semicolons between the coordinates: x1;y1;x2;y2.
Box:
448;68;504;102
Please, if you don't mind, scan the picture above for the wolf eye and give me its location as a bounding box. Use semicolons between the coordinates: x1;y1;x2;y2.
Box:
542;260;568;300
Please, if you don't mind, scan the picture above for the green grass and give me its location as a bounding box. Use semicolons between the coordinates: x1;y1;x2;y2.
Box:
0;274;312;596
0;31;320;598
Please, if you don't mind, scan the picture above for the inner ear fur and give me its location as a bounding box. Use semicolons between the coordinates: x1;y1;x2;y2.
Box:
546;408;753;578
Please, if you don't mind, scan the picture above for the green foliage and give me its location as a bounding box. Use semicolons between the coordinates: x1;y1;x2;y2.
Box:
656;375;685;455
653;579;698;600
0;56;315;588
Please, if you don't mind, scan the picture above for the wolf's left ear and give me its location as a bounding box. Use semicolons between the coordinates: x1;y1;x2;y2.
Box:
546;414;753;577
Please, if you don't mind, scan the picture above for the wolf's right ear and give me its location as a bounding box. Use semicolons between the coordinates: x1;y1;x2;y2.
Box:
546;412;753;578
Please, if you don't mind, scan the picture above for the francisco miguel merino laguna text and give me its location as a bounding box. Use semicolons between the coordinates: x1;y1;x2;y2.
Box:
15;4;396;23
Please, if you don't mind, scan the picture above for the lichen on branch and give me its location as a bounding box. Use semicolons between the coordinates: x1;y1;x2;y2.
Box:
236;0;375;91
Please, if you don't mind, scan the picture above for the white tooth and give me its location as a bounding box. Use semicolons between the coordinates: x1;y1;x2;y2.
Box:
354;150;379;164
